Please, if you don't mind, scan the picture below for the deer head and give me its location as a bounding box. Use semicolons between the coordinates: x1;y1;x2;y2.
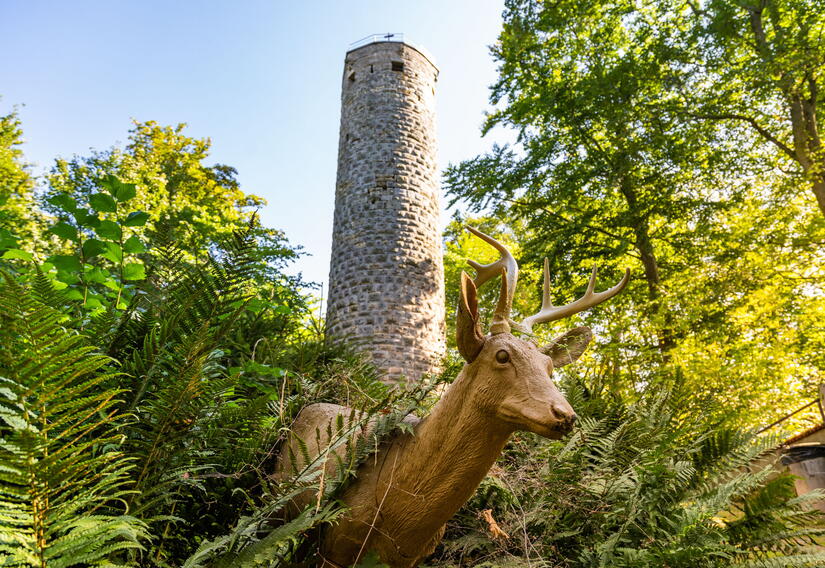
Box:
456;226;630;439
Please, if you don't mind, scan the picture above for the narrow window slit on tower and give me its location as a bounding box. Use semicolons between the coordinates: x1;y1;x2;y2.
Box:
391;61;404;72
370;64;374;73
348;71;356;82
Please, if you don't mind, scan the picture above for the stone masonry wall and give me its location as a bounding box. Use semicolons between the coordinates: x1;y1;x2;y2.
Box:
326;41;446;382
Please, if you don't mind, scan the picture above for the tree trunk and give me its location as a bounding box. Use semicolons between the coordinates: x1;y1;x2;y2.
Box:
813;178;825;217
746;4;825;217
619;177;675;360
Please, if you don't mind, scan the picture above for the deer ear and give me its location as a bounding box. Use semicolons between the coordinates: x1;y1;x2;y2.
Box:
457;271;485;362
541;326;593;368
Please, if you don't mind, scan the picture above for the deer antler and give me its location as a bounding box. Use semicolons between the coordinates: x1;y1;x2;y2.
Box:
520;258;630;333
465;226;519;335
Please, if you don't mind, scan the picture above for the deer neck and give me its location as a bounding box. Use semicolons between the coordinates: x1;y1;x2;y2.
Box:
383;369;515;539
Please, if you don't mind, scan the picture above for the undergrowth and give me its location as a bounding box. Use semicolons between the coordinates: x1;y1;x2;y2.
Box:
427;375;825;568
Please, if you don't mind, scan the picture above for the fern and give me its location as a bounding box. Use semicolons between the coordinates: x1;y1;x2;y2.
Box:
177;356;443;567
434;378;825;568
0;273;148;567
80;228;308;564
183;503;343;568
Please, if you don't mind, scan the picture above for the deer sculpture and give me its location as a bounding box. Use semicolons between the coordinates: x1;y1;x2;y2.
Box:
274;226;630;568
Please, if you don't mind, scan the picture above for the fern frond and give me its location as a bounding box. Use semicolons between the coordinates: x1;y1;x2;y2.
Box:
0;272;149;567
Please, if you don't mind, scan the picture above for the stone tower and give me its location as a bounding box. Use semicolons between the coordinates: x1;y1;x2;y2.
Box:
326;36;445;382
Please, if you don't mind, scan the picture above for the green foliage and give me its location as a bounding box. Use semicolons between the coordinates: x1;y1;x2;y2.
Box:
430;378;825;568
687;0;825;216
183;503;344;568
0;112;446;566
0;273;149;566
36;174;150;313
183;373;442;567
0;107;42;254
0;109;327;565
79;225;312;565
44;121;271;258
39;121;305;333
3;66;823;567
0;217;425;566
444;0;825;431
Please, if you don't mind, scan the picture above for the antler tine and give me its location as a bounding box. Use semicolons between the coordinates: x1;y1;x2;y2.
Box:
465;226;519;334
521;264;630;333
465;226;518;288
540;257;552;311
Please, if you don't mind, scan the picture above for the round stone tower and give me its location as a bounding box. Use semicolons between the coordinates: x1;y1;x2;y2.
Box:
326;36;445;382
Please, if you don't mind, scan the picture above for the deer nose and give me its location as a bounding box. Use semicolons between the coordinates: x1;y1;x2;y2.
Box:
552;405;577;425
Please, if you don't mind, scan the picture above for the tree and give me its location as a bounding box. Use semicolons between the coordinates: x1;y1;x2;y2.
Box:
0;107;41;251
39;121;306;335
46;120;270;256
447;0;734;359
445;0;825;430
685;0;825;216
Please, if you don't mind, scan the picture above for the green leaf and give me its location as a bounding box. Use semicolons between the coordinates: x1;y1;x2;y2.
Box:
240;360;286;377
123;235;146;254
47;193;77;213
113;182;137;202
96;220;121;241
100;242;123;263
49;221;78;241
50;255;82;272
85;266;110;284
0;228;18;250
89;192;117;213
99;174;136;201
82;239;108;259
246;298;268;314
123;262;146;280
2;249;33;261
84;295;104;309
64;288;84;301
55;271;80;285
76;211;101;228
123;211;150;227
99;174;120;193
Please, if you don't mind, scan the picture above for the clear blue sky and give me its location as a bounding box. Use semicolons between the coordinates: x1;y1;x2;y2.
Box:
1;0;510;291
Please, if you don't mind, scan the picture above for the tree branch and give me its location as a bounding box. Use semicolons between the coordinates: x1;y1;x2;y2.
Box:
688;112;797;162
507;196;641;258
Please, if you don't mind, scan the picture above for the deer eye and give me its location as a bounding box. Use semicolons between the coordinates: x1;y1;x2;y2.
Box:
495;350;510;364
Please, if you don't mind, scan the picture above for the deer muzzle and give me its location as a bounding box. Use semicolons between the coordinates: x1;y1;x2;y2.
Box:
550;405;577;436
501;397;578;439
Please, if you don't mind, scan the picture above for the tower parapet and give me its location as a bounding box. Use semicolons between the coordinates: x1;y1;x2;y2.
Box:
326;36;446;382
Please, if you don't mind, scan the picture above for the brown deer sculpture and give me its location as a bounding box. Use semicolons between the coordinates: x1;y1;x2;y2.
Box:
274;226;630;567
